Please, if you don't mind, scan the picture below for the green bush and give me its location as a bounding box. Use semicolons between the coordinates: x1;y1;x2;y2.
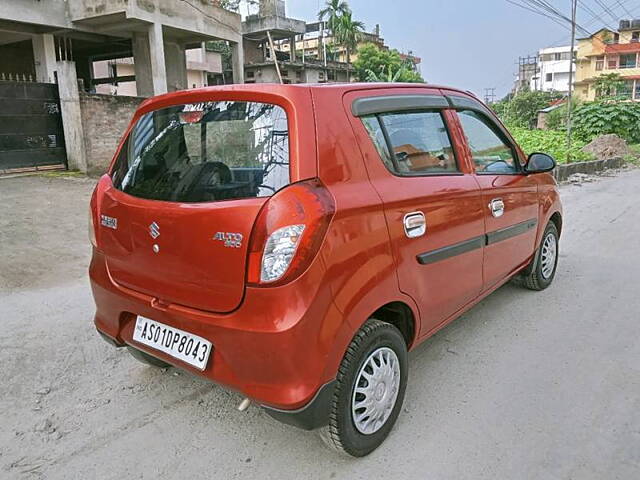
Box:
572;101;640;143
507;126;594;163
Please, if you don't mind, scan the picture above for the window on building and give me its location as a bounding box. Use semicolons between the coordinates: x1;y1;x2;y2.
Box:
619;53;637;69
546;73;553;82
632;32;640;43
635;80;640;100
457;110;518;174
554;52;562;61
595;56;605;71
607;56;619;69
362;111;458;175
246;71;255;78
613;33;620;44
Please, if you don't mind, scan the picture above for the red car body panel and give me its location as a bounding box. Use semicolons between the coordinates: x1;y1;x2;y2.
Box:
90;83;562;417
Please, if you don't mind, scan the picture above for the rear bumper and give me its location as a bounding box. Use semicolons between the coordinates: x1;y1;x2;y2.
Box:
90;249;346;422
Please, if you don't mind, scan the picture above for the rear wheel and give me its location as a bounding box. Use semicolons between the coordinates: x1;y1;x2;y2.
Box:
320;319;408;457
515;221;559;291
127;346;171;368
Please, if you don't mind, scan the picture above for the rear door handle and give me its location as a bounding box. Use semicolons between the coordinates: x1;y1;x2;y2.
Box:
403;211;426;238
489;198;505;218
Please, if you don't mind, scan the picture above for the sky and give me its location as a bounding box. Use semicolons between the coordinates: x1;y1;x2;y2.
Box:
282;0;640;99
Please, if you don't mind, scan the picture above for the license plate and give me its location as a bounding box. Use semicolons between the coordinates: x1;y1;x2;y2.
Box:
132;316;212;371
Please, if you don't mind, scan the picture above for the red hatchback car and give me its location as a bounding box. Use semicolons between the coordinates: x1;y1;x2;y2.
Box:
89;83;562;456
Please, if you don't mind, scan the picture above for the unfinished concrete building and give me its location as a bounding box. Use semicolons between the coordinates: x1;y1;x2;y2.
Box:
242;0;352;84
0;0;244;174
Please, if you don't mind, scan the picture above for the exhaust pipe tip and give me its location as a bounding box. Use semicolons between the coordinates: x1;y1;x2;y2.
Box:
237;397;251;412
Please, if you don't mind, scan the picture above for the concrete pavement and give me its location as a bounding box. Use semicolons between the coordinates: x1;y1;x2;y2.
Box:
1;170;639;479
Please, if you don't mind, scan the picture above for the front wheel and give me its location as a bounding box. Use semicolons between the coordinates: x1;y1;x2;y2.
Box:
320;319;408;457
516;221;559;291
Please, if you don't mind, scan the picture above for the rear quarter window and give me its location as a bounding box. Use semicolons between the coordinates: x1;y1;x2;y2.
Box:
111;101;290;202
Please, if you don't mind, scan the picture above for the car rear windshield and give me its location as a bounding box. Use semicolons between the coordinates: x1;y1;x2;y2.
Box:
111;101;290;203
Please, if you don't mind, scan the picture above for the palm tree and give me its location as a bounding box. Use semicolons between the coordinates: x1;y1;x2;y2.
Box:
335;11;365;80
318;0;351;34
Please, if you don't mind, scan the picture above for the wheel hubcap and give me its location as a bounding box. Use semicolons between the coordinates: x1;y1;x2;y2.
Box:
352;347;401;435
540;232;557;279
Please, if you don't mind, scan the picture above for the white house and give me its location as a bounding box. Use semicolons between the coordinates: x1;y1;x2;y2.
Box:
531;46;576;94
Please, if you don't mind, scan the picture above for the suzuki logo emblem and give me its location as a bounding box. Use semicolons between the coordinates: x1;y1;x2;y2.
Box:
149;222;160;239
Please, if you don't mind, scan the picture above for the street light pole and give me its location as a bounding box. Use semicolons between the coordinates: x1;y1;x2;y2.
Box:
566;0;578;162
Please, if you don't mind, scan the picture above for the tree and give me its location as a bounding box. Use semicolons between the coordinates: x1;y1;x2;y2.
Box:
492;90;563;128
353;43;423;83
594;73;626;100
318;0;351;34
335;11;365;69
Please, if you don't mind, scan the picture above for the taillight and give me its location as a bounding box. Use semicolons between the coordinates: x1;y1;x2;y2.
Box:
247;179;335;286
89;205;97;248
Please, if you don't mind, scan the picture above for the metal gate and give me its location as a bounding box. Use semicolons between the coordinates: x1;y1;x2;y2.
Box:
0;80;67;173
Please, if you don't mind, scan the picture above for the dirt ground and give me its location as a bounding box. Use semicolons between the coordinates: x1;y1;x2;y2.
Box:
1;170;639;479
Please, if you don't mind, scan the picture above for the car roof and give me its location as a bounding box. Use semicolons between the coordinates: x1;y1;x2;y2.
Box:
142;82;475;105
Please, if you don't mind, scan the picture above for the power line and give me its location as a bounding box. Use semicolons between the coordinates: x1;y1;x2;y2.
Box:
505;0;573;31
593;0;620;23
615;0;633;18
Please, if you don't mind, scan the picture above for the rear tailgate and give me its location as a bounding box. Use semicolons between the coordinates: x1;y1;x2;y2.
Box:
99;179;265;312
94;95;306;313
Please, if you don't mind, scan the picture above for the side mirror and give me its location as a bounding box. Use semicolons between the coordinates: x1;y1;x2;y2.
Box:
525;152;556;174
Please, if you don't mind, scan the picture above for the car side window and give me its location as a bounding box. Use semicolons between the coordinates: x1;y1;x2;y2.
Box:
362;111;458;175
457;110;518;174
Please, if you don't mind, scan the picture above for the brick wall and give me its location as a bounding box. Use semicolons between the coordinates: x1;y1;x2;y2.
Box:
79;93;144;176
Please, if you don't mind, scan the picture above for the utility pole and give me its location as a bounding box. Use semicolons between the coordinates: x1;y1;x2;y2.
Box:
484;87;496;104
566;0;578;162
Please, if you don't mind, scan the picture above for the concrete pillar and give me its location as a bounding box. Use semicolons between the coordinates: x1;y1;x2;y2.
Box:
231;41;244;84
32;34;57;83
56;61;87;173
164;41;187;91
133;31;154;97
290;36;296;62
148;23;167;94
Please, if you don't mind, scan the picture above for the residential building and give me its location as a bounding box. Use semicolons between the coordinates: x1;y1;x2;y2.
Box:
531;46;576;93
575;19;640;101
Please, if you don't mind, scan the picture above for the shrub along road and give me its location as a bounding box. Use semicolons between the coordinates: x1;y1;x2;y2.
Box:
1;170;639;479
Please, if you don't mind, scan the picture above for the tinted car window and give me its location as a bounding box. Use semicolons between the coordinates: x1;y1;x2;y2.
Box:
363;111;458;175
457;110;518;174
112;101;289;202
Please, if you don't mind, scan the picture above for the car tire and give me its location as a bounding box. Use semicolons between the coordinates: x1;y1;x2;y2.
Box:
515;221;559;291
319;319;408;457
127;346;171;368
